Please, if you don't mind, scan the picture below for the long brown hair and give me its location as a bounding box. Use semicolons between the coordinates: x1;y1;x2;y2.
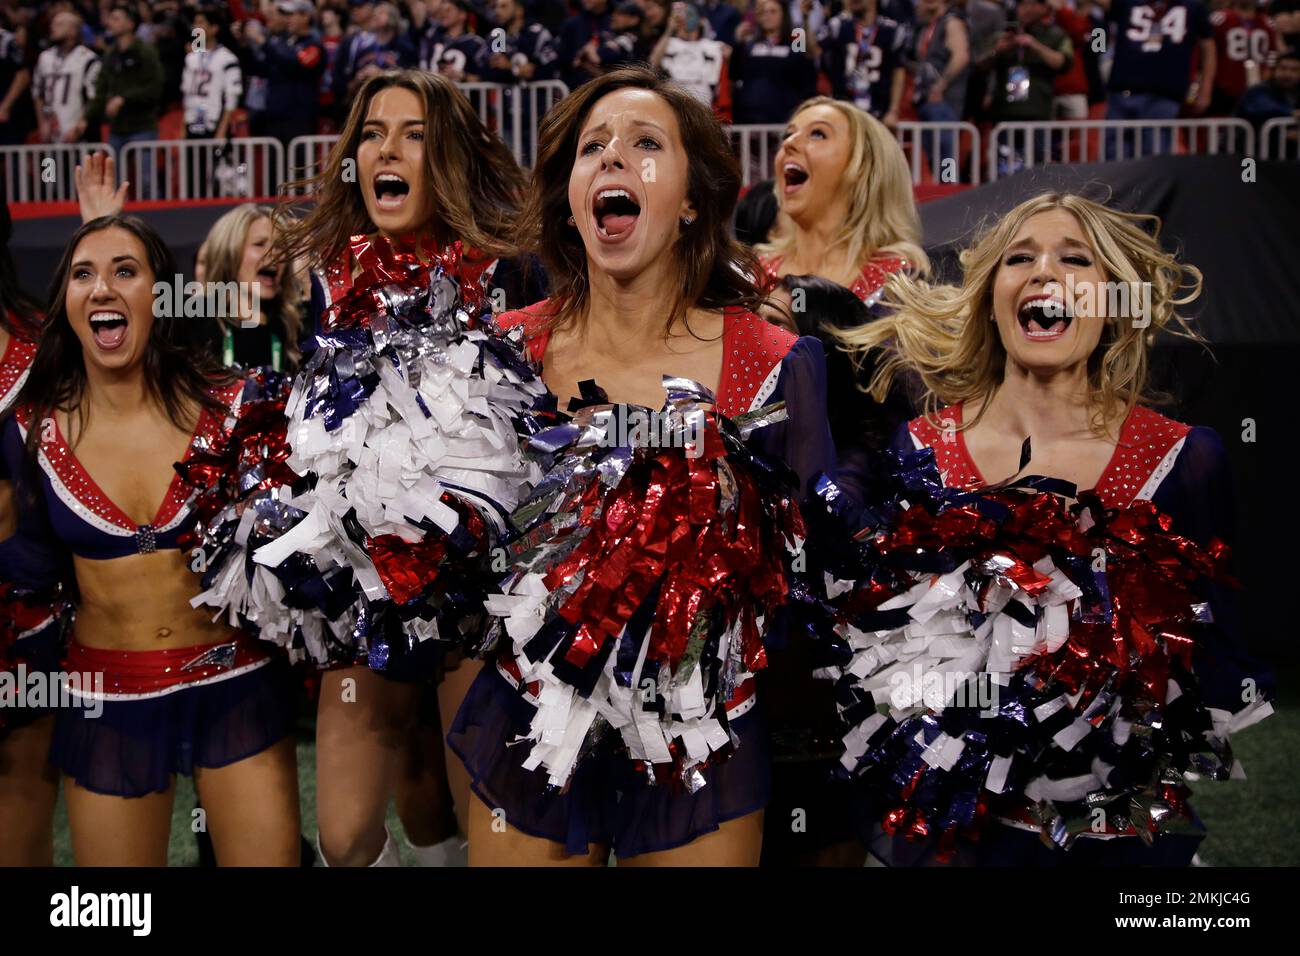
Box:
273;70;527;270
19;216;236;470
519;65;764;336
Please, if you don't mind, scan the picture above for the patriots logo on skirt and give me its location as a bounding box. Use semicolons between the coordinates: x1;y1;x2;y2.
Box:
180;642;239;671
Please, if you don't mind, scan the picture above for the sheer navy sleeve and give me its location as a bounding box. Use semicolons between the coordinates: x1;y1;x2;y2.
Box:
1151;426;1272;709
0;417;66;592
307;271;327;339
745;335;839;509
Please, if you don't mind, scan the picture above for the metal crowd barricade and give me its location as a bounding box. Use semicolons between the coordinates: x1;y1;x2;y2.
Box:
457;79;568;166
1261;118;1299;160
0;142;105;203
286;134;341;193
727;124;785;187
117;137;285;201
987;119;1256;179
894;121;981;185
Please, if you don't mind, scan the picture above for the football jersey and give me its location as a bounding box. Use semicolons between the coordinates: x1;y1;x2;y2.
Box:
1210;8;1278;98
180;45;242;135
660;37;726;106
33;44;99;140
1107;0;1214;100
820;13;906;116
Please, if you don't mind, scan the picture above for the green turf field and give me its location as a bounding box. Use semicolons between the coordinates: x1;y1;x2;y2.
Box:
49;662;1299;867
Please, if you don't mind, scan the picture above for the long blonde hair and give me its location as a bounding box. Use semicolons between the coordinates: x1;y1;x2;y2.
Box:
758;97;929;278
839;193;1204;434
204;203;304;367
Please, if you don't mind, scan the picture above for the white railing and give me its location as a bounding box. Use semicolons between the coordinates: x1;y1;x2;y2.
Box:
6;115;1295;205
987;118;1256;179
0;142;103;202
118;137;285;200
1261;117;1299;160
729;121;981;187
457;79;568;166
895;121;981;186
286;134;340;191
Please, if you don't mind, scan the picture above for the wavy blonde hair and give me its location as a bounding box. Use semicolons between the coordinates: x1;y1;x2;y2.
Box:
839;193;1204;435
758;97;929;278
204;203;304;367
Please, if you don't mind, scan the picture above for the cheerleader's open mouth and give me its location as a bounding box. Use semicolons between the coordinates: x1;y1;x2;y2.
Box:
1017;294;1073;341
89;309;129;351
592;186;642;242
782;162;809;195
373;172;410;211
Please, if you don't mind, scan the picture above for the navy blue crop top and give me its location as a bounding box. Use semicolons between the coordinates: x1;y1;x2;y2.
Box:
0;381;243;563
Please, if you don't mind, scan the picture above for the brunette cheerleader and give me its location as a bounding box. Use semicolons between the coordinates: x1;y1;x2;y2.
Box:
449;65;838;866
0;216;301;866
267;69;545;867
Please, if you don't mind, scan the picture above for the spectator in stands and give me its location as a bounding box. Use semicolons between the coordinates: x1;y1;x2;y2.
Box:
1274;0;1300;52
820;0;905;126
1102;0;1216;157
333;0;416;98
731;0;819;125
0;15;36;146
201;203;304;372
791;0;830;40
84;5;163;194
637;0;671;59
557;0;612;88
651;3;729;108
246;1;327;149
182;7;242;144
33;10;100;143
1208;0;1280;116
698;0;742;44
138;0;186;111
911;0;970;174
1047;0;1091;120
957;0;1008;124
1237;47;1300;128
319;4;348;127
483;0;559;82
589;1;646;70
987;0;1072;123
181;7;243;197
421;0;487;81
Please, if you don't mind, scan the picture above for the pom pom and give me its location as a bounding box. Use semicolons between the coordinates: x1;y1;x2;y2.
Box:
803;444;1271;854
483;378;805;790
185;237;545;670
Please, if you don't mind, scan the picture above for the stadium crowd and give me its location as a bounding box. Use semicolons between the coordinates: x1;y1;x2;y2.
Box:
0;0;1296;155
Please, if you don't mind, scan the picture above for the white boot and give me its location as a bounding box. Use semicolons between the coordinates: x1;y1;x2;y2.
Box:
405;833;468;867
316;827;402;867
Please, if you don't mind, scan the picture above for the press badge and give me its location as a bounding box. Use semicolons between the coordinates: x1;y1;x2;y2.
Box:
1006;65;1031;103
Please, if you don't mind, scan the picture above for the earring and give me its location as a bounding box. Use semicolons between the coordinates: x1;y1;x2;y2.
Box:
567;215;575;226
682;215;695;226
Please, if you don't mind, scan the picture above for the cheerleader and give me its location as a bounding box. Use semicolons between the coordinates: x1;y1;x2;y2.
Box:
199;204;306;373
839;192;1266;865
0;195;59;867
448;65;837;866
0;216;301;866
752;97;929;867
270;69;543;867
757;97;928;306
